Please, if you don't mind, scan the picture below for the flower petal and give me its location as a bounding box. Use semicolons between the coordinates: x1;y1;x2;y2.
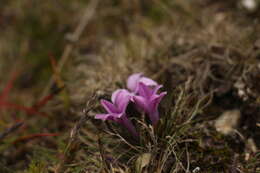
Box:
111;89;122;104
112;89;131;112
149;91;167;112
137;82;154;99
101;99;118;113
95;113;113;120
152;85;163;95
112;89;129;104
133;95;148;112
127;73;142;92
139;77;158;87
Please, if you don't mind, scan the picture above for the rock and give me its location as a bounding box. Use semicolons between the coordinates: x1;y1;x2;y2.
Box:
215;110;241;135
241;0;258;11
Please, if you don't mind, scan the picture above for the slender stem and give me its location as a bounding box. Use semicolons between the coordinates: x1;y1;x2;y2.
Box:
120;116;139;138
149;110;159;125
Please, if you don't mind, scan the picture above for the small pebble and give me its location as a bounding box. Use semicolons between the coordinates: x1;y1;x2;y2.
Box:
215;110;241;135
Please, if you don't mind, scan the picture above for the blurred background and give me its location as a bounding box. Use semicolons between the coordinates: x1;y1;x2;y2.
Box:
0;0;259;172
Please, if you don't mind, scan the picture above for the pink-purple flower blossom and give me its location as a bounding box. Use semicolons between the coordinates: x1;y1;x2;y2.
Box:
133;82;167;125
127;73;158;93
95;89;138;138
95;73;166;137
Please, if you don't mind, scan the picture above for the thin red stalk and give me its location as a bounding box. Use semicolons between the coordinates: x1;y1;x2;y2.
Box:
0;101;48;117
33;86;63;110
33;94;54;110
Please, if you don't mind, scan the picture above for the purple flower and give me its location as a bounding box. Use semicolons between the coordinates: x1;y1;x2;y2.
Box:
133;82;167;125
127;73;158;94
95;89;138;138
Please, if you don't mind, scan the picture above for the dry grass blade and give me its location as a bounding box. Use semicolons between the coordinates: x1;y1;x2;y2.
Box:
54;93;97;173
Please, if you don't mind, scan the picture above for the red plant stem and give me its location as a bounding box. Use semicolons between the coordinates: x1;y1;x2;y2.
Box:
33;94;54;110
0;101;48;117
33;85;63;109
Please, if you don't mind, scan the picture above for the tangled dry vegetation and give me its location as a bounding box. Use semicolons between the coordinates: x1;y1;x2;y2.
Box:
0;0;260;172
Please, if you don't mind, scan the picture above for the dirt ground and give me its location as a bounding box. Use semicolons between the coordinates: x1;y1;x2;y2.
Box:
0;0;259;172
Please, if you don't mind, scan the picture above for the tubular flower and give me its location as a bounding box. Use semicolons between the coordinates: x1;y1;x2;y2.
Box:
127;73;158;94
95;89;138;138
133;82;167;125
